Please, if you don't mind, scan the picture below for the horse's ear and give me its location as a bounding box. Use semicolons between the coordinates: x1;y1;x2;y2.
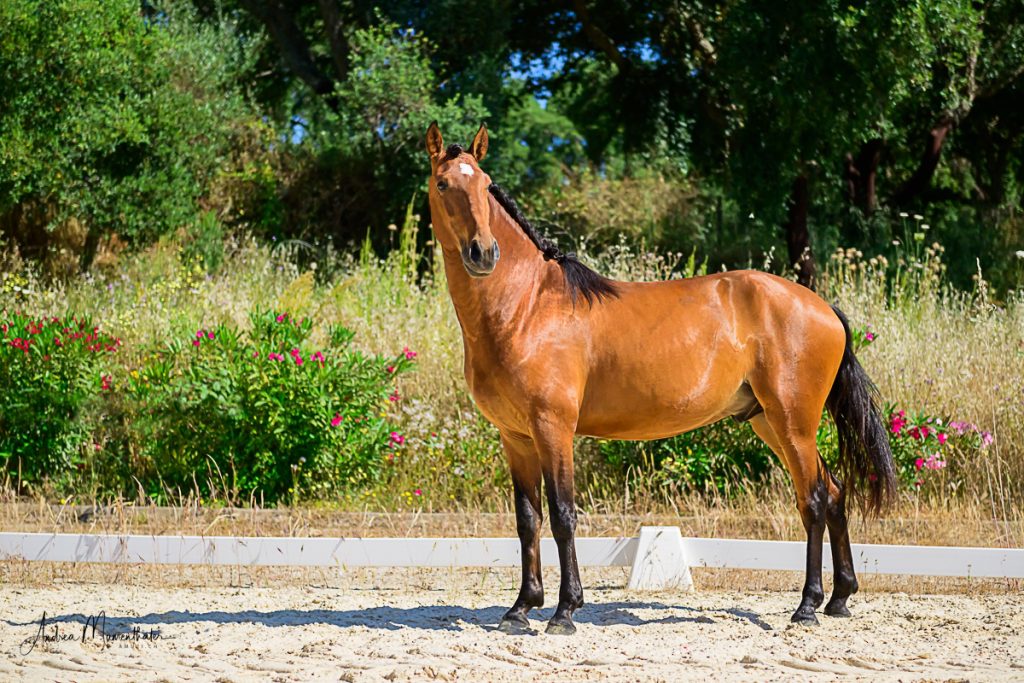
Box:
425;121;444;158
470;123;488;161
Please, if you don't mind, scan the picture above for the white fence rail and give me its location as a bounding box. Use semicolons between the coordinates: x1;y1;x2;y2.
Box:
1;527;1021;590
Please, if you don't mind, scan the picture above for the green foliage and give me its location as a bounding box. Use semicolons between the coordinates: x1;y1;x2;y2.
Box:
128;310;415;503
0;0;256;258
598;421;776;496
0;312;120;486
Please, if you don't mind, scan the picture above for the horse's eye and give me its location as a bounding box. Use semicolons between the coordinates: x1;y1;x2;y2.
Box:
436;180;448;192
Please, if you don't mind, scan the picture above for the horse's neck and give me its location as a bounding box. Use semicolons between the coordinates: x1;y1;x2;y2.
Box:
440;199;554;342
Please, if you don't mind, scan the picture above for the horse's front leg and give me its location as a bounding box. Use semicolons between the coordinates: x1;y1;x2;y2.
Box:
535;419;583;635
498;433;545;633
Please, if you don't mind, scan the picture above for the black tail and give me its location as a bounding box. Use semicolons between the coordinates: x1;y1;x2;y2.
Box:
825;306;898;515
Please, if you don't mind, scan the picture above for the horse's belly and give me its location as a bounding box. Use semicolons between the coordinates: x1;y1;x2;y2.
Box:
575;360;752;440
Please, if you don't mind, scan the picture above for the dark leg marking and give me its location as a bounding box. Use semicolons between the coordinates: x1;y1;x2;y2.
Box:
792;476;827;625
823;472;858;617
543;470;583;635
499;476;545;633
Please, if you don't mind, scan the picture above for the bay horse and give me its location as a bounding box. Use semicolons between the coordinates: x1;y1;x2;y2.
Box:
424;122;897;635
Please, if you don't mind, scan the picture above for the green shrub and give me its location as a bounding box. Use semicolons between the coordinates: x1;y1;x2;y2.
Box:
598;420;776;495
129;310;415;503
0;311;120;487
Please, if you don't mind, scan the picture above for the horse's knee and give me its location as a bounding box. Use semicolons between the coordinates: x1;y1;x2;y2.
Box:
549;499;577;542
797;477;828;530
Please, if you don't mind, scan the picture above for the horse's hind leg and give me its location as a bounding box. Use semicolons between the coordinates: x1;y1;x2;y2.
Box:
498;433;545;633
749;413;828;625
823;472;858;617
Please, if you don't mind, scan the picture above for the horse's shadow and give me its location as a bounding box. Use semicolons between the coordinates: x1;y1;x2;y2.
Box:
6;601;773;633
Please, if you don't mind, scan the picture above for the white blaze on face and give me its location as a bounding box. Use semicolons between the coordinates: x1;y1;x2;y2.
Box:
459;162;475;176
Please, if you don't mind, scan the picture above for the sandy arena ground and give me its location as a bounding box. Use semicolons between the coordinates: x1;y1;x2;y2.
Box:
2;567;1023;682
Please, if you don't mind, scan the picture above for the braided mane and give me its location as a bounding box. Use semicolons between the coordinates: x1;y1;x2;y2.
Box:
487;183;619;306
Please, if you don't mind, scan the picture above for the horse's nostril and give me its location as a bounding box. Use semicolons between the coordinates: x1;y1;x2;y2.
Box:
493;241;500;261
469;241;483;264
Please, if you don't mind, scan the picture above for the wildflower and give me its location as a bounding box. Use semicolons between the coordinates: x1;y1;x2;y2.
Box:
981;431;994;447
403;346;417;360
196;329;204;339
914;457;924;470
865;331;875;342
294;355;304;366
193;339;201;347
207;331;214;340
100;375;112;391
936;432;948;445
1016;250;1024;259
386;365;395;374
389;432;405;446
413;488;422;496
276;313;287;323
331;414;343;427
899;212;909;218
389;390;400;402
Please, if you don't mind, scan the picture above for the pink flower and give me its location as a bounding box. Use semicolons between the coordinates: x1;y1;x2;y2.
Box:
914;458;924;470
865;332;875;342
936;432;947;445
196;329;204;339
207;331;214;340
252;351;259;358
389;390;400;402
294;355;304;366
100;375;112;391
276;313;286;323
413;488;422;496
908;426;922;440
389;432;405;446
920;426;930;439
981;431;994;447
331;413;343;427
403;346;416;360
192;339;201;348
312;351;325;367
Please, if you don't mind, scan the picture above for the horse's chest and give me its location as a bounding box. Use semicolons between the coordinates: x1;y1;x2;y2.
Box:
462;352;531;432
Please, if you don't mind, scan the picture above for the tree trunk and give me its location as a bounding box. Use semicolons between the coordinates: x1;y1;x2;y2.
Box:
785;173;815;289
844;138;883;214
891;117;953;207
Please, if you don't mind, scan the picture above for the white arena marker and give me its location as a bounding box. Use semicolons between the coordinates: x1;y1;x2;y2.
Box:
627;526;692;591
459;162;475;176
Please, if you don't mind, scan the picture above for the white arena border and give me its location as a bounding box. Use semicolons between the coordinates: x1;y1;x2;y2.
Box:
1;527;1021;590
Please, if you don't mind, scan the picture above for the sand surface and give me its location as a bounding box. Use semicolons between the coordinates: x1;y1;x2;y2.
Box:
2;570;1023;682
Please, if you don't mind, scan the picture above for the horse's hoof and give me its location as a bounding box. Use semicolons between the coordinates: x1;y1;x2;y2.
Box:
498;612;531;634
824;601;851;618
545;617;576;636
790;610;819;626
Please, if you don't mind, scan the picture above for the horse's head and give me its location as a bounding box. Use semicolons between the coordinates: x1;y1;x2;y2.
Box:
425;122;499;277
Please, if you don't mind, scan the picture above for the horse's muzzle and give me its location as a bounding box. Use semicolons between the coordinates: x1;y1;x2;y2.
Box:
461;238;500;277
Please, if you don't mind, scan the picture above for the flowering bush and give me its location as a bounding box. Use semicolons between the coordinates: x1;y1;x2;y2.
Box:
129;310;414;502
0;311;121;487
887;407;993;490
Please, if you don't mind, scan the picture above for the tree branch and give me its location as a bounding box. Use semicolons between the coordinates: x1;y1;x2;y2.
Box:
571;0;628;70
317;0;349;82
239;0;338;110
